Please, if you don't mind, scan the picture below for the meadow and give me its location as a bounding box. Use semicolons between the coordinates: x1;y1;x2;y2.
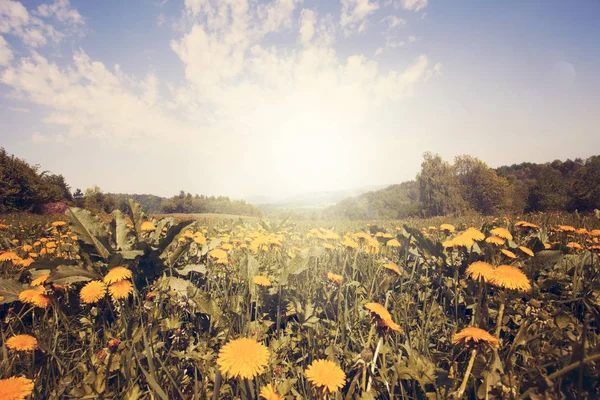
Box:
1;202;599;399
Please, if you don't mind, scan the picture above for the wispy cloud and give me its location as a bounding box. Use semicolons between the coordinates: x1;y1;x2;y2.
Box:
340;0;379;36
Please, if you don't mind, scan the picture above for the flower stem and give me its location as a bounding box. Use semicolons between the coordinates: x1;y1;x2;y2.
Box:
456;348;477;399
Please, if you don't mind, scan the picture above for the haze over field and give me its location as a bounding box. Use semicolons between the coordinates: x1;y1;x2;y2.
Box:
1;0;599;200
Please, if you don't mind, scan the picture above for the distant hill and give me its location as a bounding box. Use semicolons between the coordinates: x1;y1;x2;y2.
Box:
257;185;388;211
322;181;419;220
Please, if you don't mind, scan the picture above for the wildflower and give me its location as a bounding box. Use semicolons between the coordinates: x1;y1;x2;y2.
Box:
18;287;50;308
383;263;402;276
51;221;67;227
260;384;284;400
108;280;133;300
253;276;272;287
452;327;499;348
326;272;343;286
464;228;485;241
490;227;513;241
501;249;517;259
465;261;495;282
140;221;156;232
365;302;402;333
305;360;346;394
557;225;576;232
103;266;132;284
451;234;475;248
515;221;539;229
567;242;583;250
518;246;534;257
208;248;227;260
217;338;269;379
0;251;20;262
386;239;401;247
440;224;456;233
80;281;107;304
31;274;49;287
485;236;506;246
6;335;38;351
0;376;35;400
490;265;531;292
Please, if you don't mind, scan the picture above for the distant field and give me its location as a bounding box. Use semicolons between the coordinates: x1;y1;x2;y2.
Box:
153;212;261;223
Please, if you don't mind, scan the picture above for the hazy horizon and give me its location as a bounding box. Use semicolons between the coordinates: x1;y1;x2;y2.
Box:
1;0;599;200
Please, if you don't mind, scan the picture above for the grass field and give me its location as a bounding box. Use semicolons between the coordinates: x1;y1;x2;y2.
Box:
1;205;600;399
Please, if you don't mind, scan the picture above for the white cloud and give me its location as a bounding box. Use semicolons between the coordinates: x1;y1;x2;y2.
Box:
1;0;440;198
381;15;405;30
408;34;416;43
340;0;379;36
35;0;84;27
0;35;13;65
400;0;428;12
0;0;83;47
299;9;317;45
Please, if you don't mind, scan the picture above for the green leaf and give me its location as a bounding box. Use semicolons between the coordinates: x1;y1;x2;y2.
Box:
66;207;112;260
0;279;28;304
49;265;101;285
128;199;145;241
176;264;207;276
112;209;135;251
159;221;198;265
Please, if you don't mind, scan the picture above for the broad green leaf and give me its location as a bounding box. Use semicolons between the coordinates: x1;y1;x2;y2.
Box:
112;209;134;251
49;265;101;285
0;279;28;304
66;207;112;260
176;264;207;276
159;221;198;265
128;199;145;241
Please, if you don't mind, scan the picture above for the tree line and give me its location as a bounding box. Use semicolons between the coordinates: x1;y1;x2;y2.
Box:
324;153;600;219
0;149;261;217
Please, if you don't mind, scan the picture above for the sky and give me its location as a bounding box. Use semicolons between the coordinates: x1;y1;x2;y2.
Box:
1;0;599;202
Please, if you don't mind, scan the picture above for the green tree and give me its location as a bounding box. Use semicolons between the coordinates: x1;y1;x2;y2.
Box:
454;155;511;215
84;185;106;214
417;153;465;217
527;166;567;211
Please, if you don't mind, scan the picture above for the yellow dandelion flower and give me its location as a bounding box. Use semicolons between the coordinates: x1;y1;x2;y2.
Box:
0;376;35;400
18;287;50;308
558;225;576;232
31;274;49;287
501;249;517;259
452;326;499;348
6;334;38;351
104;266;133;284
442;239;455;248
0;251;20;262
80;281;107;304
209;248;227;260
365;302;392;321
383;263;402;276
326;272;343;285
465;261;495;282
440;223;456;233
140;221;156;232
51;221;67;227
108;280;133;300
518;246;534;257
253;276;272;287
451;234;475;248
485;235;506;246
386;239;401;247
217;338;270;379
18;258;34;267
567;242;583;250
465;227;485;241
260;384;284;400
340;237;358;249
305;360;346;394
22;245;32;252
490;265;531;292
490;227;513;241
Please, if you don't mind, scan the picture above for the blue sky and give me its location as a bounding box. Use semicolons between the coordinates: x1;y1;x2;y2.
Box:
1;0;599;200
